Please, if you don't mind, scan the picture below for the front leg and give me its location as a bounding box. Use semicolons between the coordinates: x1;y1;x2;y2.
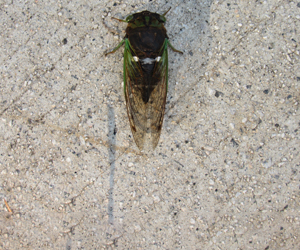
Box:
104;39;125;56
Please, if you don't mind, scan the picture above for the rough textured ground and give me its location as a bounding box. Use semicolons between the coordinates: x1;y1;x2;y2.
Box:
0;0;299;249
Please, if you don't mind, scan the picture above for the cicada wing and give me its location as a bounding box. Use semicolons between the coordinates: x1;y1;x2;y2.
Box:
124;39;148;150
148;39;169;150
124;38;169;151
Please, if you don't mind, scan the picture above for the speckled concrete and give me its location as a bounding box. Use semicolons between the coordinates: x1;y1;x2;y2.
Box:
0;0;299;249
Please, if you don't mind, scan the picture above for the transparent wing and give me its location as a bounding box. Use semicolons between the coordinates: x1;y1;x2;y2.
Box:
124;39;148;150
124;38;169;151
148;39;168;150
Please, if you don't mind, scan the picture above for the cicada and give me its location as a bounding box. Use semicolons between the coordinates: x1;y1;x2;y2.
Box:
105;9;183;152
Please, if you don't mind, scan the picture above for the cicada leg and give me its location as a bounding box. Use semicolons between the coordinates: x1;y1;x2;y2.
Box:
105;39;125;56
167;40;183;54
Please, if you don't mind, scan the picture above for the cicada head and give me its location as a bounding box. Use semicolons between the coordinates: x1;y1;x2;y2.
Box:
126;11;167;29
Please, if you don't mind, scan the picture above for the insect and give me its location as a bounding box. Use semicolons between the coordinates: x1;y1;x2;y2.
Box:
105;8;183;152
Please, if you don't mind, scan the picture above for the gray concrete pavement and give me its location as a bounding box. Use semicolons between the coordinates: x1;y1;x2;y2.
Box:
1;0;299;249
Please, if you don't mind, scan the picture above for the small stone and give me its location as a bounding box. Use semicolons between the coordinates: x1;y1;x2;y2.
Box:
203;146;214;151
263;89;269;94
134;224;141;232
153;195;160;203
208;88;215;96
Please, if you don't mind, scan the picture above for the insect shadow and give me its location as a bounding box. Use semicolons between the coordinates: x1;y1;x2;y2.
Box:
107;104;116;224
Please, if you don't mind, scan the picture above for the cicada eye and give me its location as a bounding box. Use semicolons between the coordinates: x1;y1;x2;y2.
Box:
126;14;134;22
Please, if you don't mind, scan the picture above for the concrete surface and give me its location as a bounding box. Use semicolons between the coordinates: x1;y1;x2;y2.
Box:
0;0;299;249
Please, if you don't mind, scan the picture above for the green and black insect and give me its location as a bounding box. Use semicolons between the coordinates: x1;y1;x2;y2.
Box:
105;9;183;151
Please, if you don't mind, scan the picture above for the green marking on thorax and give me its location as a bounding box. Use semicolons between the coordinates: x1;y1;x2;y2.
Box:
145;16;150;26
127;14;165;29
